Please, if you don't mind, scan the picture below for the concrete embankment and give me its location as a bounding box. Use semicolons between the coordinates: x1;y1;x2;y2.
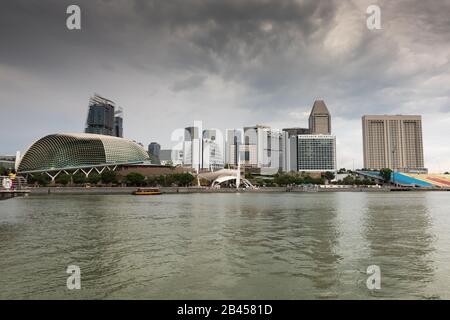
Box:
0;190;31;200
27;186;395;195
29;187;284;194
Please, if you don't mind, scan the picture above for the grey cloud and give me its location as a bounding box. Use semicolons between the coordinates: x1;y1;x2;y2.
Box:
171;74;207;92
0;0;449;170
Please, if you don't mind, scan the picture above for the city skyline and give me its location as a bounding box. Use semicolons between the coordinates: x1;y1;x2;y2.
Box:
1;94;434;172
1;1;449;172
0;89;440;172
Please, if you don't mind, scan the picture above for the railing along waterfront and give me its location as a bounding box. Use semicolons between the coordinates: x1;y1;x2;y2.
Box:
0;176;30;200
1;175;28;191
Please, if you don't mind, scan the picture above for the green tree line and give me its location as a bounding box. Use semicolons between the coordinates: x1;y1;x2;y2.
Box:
26;171;195;187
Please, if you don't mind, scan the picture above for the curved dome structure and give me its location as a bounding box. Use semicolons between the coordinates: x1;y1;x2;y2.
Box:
18;133;149;173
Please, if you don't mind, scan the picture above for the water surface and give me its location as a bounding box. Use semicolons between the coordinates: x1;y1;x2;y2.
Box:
1;192;449;299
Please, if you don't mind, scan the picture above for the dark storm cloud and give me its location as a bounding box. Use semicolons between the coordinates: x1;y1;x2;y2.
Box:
129;0;339;86
1;0;450;170
0;0;337;76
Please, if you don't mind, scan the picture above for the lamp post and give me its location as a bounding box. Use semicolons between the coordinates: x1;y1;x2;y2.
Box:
237;145;241;190
391;147;396;186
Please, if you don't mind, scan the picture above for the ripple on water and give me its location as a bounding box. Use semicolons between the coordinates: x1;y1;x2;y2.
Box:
0;192;450;299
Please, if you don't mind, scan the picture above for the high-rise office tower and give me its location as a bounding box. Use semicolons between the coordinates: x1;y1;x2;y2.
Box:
242;125;284;174
114;107;124;138
148;142;161;158
309;100;331;135
202;129;224;171
362;115;425;171
183;126;224;171
183;126;201;171
225;129;243;166
85;94;123;137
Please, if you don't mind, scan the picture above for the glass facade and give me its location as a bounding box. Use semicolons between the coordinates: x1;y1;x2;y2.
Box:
148;142;161;157
85;104;115;136
85;95;123;137
225;129;243;166
114;116;123;138
297;135;336;171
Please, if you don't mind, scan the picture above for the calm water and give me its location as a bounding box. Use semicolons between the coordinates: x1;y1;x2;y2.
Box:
1;192;450;299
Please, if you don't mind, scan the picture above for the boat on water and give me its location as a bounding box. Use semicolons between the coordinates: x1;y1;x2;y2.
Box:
132;188;162;195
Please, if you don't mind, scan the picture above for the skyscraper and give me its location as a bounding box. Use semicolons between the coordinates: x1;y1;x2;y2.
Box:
114;107;124;138
309;100;331;135
242;125;285;174
225;129;243;166
202;129;224;171
148;142;161;158
362;115;425;171
183;126;201;171
182;126;224;171
85;94;123;137
280;101;335;173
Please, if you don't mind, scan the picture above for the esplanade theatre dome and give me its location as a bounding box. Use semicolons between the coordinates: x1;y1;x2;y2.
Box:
18;133;149;173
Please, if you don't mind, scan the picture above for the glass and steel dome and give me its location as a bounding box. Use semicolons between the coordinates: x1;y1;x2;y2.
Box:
18;133;149;172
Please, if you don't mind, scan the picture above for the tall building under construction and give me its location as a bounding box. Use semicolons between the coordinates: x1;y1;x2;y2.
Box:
85;94;123;138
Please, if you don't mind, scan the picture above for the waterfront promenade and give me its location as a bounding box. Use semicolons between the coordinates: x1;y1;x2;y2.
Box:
25;185;447;195
0;176;30;200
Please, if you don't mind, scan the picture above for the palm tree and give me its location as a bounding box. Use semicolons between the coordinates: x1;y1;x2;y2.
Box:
379;168;393;183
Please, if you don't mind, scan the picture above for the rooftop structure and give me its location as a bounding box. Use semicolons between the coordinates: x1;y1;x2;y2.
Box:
309;100;331;135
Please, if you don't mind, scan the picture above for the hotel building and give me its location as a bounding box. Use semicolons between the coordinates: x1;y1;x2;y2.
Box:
289;135;337;172
362;115;425;171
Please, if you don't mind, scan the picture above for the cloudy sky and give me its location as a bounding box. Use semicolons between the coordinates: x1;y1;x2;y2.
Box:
1;0;449;171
